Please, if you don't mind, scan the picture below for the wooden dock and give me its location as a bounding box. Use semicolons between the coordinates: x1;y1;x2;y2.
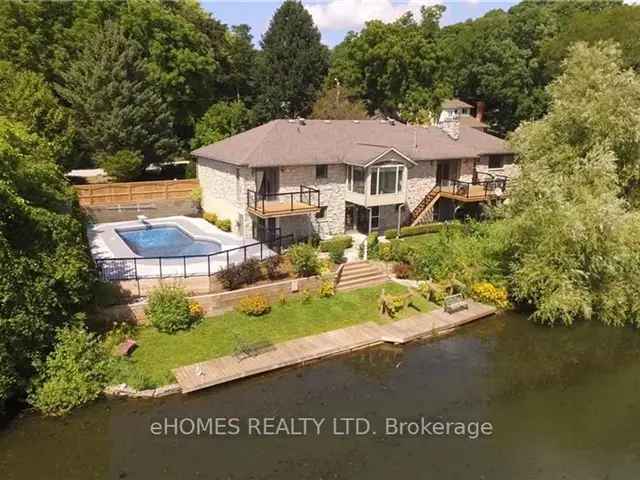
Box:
173;301;496;394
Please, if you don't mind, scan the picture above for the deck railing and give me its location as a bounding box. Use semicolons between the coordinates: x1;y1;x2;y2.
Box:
95;234;296;282
438;176;507;199
247;185;321;215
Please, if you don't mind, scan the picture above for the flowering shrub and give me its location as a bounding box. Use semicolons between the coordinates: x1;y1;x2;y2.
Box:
146;285;200;333
188;301;204;319
378;242;393;261
236;295;271;316
471;282;510;309
301;288;313;303
216;218;232;232
319;280;335;298
203;211;218;225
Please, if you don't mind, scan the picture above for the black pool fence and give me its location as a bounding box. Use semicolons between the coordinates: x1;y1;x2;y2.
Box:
96;233;298;281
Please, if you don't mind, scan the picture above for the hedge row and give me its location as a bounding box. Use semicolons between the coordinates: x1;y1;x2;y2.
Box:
384;223;453;239
319;235;353;252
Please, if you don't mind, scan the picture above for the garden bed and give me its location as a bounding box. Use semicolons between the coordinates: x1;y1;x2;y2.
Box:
109;282;436;388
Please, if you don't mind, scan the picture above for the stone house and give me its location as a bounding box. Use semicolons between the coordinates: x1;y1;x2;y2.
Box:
192;106;515;241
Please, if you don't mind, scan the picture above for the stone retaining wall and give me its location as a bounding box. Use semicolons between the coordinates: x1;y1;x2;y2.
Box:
96;275;325;325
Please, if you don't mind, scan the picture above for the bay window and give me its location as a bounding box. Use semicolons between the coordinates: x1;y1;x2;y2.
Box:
370;164;403;195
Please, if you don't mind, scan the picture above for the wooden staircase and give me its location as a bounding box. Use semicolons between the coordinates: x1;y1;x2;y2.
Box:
335;261;388;292
407;185;441;226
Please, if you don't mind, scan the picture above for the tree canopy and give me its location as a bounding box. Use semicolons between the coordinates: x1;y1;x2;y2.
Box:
191;100;257;149
504;42;640;326
57;23;178;168
255;0;329;120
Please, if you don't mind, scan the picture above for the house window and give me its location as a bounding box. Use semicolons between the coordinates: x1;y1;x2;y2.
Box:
315;206;328;219
347;166;365;193
489;155;505;169
370;206;380;230
316;165;328;179
370;164;403;195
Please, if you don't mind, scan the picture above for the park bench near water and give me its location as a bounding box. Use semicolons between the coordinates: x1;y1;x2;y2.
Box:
444;293;468;314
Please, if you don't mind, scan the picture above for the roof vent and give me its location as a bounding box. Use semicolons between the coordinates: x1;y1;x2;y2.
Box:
388;118;396;126
379;119;387;124
323;120;331;124
287;119;295;124
297;117;306;125
353;120;360;124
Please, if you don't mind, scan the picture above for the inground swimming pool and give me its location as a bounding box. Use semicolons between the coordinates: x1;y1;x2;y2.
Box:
116;226;222;257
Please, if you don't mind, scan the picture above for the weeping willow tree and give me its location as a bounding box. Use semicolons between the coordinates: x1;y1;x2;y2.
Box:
504;42;640;326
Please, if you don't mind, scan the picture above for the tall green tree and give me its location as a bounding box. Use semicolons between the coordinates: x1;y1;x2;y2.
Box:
255;0;329;120
310;85;368;120
0;61;78;169
542;4;640;76
503;42;640;326
0;117;93;411
330;6;448;121
191;100;256;149
57;23;178;168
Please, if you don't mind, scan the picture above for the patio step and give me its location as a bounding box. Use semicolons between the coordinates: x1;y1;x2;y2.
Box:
336;274;389;292
336;261;388;292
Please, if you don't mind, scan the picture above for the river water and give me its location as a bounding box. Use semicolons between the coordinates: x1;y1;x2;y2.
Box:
2;312;640;479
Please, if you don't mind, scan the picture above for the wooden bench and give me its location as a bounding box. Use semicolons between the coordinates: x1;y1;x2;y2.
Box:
444;294;468;314
233;340;276;361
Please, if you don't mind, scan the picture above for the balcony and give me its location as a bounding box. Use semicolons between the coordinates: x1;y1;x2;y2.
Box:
247;185;321;218
438;176;508;202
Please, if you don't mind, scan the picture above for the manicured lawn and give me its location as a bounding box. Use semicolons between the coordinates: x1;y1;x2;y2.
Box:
112;282;436;388
400;233;435;251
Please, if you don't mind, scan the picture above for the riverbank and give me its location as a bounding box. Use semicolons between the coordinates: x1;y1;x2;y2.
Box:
109;283;436;388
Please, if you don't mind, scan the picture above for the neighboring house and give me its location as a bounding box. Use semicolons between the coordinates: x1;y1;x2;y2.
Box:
192;108;515;241
439;98;488;131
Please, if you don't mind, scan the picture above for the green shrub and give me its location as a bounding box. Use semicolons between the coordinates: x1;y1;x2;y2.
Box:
97;150;143;181
145;285;199;333
288;243;321;277
301;288;313;303
203;211;218;224
378;242;393;261
28;326;111;416
236;295;271;316
319;280;336;298
319;235;353;252
389;239;413;263
327;244;345;264
384;229;398;239
190;186;202;204
216;218;232;232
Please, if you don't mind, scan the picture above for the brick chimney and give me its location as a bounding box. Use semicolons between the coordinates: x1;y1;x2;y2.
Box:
475;101;485;122
438;115;460;140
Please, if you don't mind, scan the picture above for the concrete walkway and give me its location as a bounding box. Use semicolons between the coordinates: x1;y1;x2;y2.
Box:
173;300;496;394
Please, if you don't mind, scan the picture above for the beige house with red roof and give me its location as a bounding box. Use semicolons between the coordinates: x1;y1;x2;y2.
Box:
192;111;515;241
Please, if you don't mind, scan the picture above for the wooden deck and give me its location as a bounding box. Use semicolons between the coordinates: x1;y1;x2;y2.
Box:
248;200;321;218
173;300;496;393
439;184;499;202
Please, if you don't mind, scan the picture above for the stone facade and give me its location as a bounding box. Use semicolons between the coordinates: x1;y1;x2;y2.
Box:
196;158;254;236
196;153;517;240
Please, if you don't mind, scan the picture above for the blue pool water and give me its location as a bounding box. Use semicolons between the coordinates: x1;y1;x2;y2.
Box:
117;226;222;257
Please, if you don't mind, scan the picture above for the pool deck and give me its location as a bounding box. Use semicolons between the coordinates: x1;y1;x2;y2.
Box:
87;216;275;279
173;300;496;394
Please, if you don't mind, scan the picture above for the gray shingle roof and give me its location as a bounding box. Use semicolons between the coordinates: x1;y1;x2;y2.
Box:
191;119;511;168
441;98;474;109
